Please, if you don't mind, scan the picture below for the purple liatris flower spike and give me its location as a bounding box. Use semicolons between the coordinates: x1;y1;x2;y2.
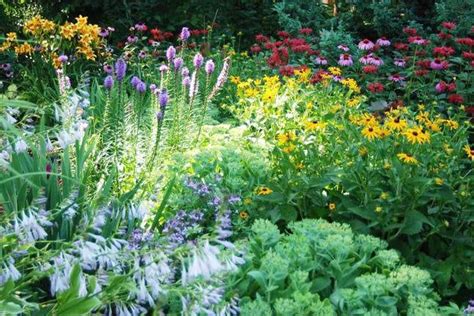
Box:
115;58;127;81
173;57;183;70
180;27;190;41
136;81;147;93
149;83;157;93
166;46;176;61
159;89;168;108
181;67;189;77
182;76;191;86
205;59;215;75
159;64;169;72
131;76;141;88
104;75;114;90
193;53;203;68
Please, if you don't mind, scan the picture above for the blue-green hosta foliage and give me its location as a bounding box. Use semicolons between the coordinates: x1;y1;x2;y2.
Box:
234;219;462;315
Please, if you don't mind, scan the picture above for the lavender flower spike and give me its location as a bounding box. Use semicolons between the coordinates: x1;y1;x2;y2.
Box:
166;46;176;61
193;53;204;68
208;57;231;100
159;89;169;108
180;27;190;41
205;59;215;75
115;58;127;81
104;75;114;90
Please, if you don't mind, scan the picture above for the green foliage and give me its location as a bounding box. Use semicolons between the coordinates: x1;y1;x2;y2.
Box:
235;219;462;315
273;0;333;34
435;0;474;33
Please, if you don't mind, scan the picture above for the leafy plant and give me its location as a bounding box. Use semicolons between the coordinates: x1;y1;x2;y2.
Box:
234;219;462;315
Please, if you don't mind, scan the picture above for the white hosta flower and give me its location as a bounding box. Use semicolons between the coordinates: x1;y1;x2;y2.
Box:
182;241;224;284
0;257;21;285
0;150;10;167
57;129;75;149
127;203;147;221
13;210;51;243
50;252;75;296
45;137;54;152
14;138;28;153
5;112;17;124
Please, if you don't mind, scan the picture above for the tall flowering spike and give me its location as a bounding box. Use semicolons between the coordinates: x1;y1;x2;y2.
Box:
115;58;127;81
208;57;231;100
136;81;147;94
173;57;183;70
193;53;204;68
189;71;199;100
180;27;190;41
205;60;215;75
166;46;176;61
131;76;141;88
181;67;190;77
104;75;114;90
182;76;191;87
159;89;169;108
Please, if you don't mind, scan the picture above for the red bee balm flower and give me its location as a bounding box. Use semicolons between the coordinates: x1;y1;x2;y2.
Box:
403;27;417;36
363;65;378;73
279;65;295;76
250;45;261;54
277;31;290;38
462;51;474;60
255;34;269;42
368;82;384;93
299;28;313;35
433;46;455;56
448;94;463;104
456;38;474;46
441;21;456;30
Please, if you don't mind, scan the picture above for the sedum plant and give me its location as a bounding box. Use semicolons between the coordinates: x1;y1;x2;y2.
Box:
234;219;462;315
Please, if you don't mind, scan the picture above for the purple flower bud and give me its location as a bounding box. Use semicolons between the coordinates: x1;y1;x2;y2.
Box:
156;111;163;121
136;81;147;93
181;67;189;77
149;83;157;93
205;59;215;75
131;76;141;88
104;75;114;90
182;76;191;86
180;27;190;41
115;58;127;81
193;53;203;68
173;57;183;70
58;55;68;63
103;64;113;74
159;64;169;72
166;46;176;61
138;50;147;59
159;89;169;108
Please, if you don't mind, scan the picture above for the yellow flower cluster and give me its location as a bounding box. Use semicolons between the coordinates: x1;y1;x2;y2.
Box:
341;78;361;93
2;15;103;63
62;16;101;60
277;131;297;153
23;16;55;35
236;75;281;102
